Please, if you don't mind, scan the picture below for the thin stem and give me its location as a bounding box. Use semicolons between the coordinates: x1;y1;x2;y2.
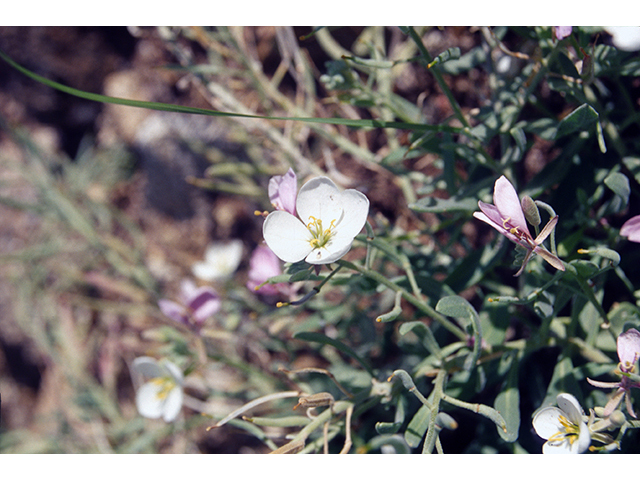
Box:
423;370;446;454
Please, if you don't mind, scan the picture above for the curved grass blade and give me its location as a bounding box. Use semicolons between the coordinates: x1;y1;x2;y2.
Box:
0;48;455;134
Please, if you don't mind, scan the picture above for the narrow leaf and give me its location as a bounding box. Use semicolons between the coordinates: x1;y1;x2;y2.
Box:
0;48;452;133
493;353;520;442
404;404;430;448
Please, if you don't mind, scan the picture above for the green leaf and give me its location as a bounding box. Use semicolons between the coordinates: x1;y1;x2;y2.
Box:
493;353;520;443
399;321;443;360
555;103;600;139
435;295;478;323
604;172;630;205
404;404;430;448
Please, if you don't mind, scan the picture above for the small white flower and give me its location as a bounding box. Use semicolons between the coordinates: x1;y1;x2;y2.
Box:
262;176;369;265
192;240;243;281
131;357;184;422
532;393;591;454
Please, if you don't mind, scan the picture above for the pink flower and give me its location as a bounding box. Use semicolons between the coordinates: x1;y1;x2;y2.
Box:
618;328;640;373
554;26;572;40
620;215;640;243
587;328;640;418
268;168;297;215
473;175;565;276
158;279;220;330
247;245;285;296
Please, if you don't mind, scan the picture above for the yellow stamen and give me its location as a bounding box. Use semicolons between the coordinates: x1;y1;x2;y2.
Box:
306;215;337;249
151;377;176;400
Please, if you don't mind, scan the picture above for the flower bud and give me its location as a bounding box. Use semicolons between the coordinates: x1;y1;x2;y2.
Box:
436;412;458;430
521;195;541;227
609;410;626;427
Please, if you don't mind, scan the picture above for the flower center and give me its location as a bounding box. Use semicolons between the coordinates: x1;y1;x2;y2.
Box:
621;355;638;373
307;216;337;249
151;376;176;401
501;216;533;246
547;414;581;446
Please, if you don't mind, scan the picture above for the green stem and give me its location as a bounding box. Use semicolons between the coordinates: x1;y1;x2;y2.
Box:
423;370;446;454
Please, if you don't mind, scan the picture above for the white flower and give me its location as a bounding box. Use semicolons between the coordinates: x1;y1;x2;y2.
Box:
605;26;640;51
131;357;184;422
192;240;243;281
262;176;369;265
532;393;591;454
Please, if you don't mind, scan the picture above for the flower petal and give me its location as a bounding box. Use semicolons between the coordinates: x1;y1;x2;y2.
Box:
473;208;523;245
193;241;244;281
188;288;221;324
296;177;343;227
586;377;620;389
158;299;188;325
533;215;559;245
161;388;184;422
557;393;585;425
532;406;564;439
305;241;352;265
542;440;575;454
617;328;640;369
136;382;164;419
573;422;592;454
333;188;370;240
263;210;313;263
132;357;165;379
621;215;640;242
533;246;565;272
161;359;184;385
475;202;504;228
268;168;297;215
247;246;283;294
493;175;529;234
179;279;199;302
603;388;626;416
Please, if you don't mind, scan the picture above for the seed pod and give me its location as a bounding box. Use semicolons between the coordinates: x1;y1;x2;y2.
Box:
521;195;541;227
294;392;335;410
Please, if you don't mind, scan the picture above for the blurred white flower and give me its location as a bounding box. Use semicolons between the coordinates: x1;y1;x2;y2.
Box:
132;357;184;422
263;176;369;265
192;240;243;281
605;26;640;51
532;393;591;454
